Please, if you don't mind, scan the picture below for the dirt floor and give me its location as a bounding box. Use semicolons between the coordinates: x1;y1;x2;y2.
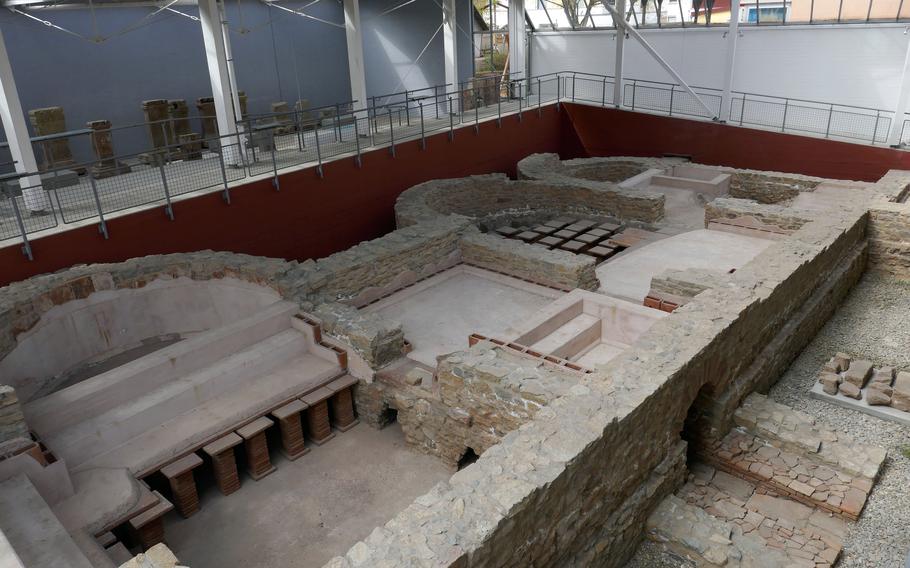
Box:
164;422;452;568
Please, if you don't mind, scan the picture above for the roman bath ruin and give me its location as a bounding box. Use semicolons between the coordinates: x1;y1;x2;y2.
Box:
1;151;909;568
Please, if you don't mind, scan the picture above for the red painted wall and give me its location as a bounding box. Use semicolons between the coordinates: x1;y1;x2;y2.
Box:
564;104;910;182
4;104;910;287
0;109;564;287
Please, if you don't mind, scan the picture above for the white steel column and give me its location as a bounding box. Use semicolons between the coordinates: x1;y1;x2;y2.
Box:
718;0;742;122
602;0;717;120
887;35;910;146
612;0;626;107
344;0;368;110
508;0;527;81
199;0;244;165
0;27;48;213
443;0;458;92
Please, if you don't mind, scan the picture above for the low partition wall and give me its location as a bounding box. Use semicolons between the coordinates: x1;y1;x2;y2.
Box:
460;232;599;291
395;172;665;228
519;152;842;206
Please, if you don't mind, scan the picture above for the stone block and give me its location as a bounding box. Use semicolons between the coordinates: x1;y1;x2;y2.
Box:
833;353;851;372
891;371;910;412
575;233;601;244
538;236;563;247
0;386;29;444
865;384;892;406
516;231;539;242
178;133;203;161
87;120;131;178
553;229;576;239
559;240;586;253
838;382;861;400
823;357;842;373
28;106;83;173
871;366;895;386
843;359;873;388
587;245;615;257
819;372;840;395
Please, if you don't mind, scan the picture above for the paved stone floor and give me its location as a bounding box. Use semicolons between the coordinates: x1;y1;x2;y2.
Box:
163;423;451;568
625;272;910;567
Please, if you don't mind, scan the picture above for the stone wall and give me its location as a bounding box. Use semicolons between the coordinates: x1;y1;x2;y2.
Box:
395;172;665;227
704;197;813;232
358;344;580;468
312;302;405;370
298;216;471;307
648;268;732;304
868;201;910;279
517;153;678;184
854;170;910;279
0;251;298;402
519;154;840;207
460;232;600;291
325;171;882;568
723;170;822;203
0;387;28;448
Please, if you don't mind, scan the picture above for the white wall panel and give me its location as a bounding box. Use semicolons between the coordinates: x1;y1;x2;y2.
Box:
531;24;908;110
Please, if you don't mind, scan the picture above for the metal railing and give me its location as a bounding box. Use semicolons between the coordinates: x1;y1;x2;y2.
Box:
0;70;906;256
0;74;559;253
563;72;898;144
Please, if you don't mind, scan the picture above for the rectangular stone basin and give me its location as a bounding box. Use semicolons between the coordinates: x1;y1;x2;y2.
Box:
511;289;666;368
363;265;563;367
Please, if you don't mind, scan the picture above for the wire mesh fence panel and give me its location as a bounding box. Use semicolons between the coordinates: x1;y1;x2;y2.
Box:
164;151;233;198
827;109;887;142
90;161;168;218
738;98;787;129
625;84;672;114
0;185;58;241
872;115;892;144
778;103;831;135
49;169;108;224
570;77;614;105
668;90;721;118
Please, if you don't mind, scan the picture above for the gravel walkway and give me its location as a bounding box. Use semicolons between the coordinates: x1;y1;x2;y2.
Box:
766;272;910;568
624;272;910;568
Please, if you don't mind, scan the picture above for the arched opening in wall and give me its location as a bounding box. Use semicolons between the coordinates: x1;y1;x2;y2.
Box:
380;406;398;427
457;447;479;470
680;383;716;462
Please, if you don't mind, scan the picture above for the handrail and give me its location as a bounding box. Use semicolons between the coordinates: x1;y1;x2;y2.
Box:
1;69;906;256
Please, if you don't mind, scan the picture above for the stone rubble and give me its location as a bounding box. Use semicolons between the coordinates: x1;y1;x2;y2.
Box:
815;354;910;416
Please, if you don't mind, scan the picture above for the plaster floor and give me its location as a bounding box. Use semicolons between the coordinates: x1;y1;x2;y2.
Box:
574;341;627;367
164;423;451;568
365;266;563;367
646;185;711;230
596;229;773;302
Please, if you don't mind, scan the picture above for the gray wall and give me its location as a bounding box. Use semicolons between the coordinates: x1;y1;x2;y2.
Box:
0;0;473;163
361;0;475;100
